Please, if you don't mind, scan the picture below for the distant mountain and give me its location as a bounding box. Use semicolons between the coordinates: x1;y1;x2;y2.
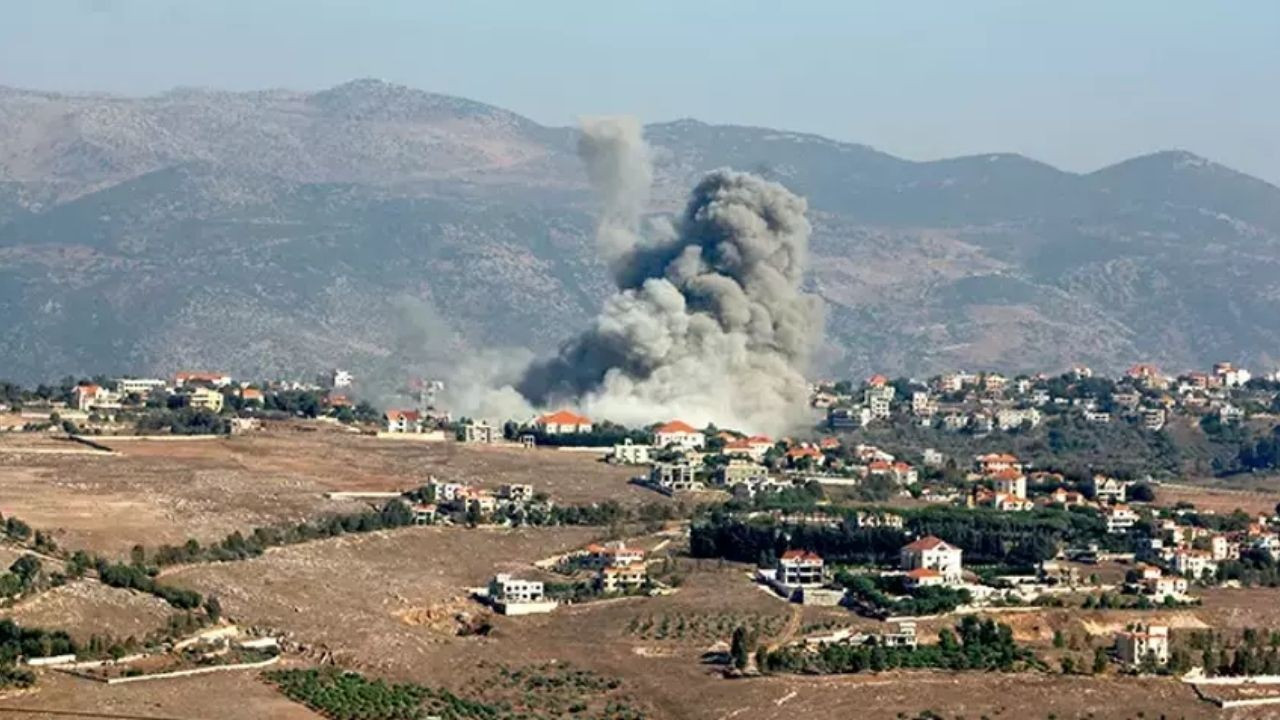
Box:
0;79;1278;386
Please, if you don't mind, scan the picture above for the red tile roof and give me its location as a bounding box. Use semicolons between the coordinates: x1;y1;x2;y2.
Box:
906;567;941;579
903;535;953;552
386;409;421;422
656;420;699;434
780;549;823;562
538;409;591;426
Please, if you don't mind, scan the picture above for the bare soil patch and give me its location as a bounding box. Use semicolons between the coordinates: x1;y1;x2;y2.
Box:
0;664;321;719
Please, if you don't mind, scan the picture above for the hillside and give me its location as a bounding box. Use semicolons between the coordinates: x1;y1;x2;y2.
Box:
1;79;1278;386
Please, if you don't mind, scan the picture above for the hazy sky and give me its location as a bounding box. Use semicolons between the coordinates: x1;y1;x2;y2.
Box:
4;1;1279;183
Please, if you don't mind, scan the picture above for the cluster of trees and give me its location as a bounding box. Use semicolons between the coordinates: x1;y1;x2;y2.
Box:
503;419;653;448
0;619;79;688
907;505;1118;564
97;561;202;610
691;504;1117;570
690;511;907;567
265;668;430;720
762;616;1038;674
1183;628;1280;677
0;555;46;599
140;500;423;569
136;407;229;435
1215;548;1280;587
838;571;972;616
137;497;645;577
1228;426;1280;474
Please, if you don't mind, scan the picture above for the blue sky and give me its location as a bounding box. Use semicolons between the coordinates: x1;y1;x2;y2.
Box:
4;1;1279;183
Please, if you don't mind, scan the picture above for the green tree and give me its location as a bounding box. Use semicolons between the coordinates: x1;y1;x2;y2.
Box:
730;626;753;670
1093;646;1108;674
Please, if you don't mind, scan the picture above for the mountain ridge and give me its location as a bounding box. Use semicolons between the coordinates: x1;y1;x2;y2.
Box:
0;79;1277;387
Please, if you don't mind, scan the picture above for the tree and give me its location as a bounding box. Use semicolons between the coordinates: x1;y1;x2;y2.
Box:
730;626;753;670
9;555;41;588
1093;646;1108;674
203;595;222;622
1129;483;1155;503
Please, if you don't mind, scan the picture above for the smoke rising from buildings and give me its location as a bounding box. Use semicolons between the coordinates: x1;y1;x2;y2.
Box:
516;117;823;435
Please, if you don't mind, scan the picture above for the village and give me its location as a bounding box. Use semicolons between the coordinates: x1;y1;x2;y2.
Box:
1;360;1280;716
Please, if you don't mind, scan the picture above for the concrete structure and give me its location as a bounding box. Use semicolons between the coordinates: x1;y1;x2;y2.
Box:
499;484;535;502
778;550;825;588
1115;625;1170;667
1103;504;1139;534
462;421;497;444
188;387;224;413
717;458;769;487
611;439;652;465
1173;549;1218;579
650;462;701;493
582;542;646;569
114;378;167;397
1094;476;1130;504
597;562;647;593
488;574;557;615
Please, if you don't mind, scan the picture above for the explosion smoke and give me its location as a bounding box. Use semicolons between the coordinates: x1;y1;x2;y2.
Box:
517;117;823;435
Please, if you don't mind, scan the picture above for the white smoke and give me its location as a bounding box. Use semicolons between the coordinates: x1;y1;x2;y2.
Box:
515;117;823;435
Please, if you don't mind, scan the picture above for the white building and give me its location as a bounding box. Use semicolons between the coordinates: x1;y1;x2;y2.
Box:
611;439;652;465
922;448;945;468
992;470;1027;500
534;410;593;435
1141;408;1166;431
489;574;545;603
1115;625;1170;667
1094;476;1130;504
996;407;1041;431
653;420;705;450
384;409;423;433
1104;505;1139;534
650;462;702;493
114;378;167;397
900;536;963;584
911;391;933;416
1172;550;1218;580
332;369;354;388
778;550;825;588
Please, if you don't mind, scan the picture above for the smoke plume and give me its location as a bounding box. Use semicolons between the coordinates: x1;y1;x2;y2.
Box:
517;117;823;435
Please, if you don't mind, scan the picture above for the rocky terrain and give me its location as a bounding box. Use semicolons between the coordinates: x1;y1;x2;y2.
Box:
1;78;1278;386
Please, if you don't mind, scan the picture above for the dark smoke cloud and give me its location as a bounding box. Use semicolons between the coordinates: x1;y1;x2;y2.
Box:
516;118;823;434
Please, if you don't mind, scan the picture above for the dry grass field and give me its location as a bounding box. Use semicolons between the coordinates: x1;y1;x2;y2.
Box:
5;429;1280;718
0;427;657;557
3;580;174;644
0;665;324;719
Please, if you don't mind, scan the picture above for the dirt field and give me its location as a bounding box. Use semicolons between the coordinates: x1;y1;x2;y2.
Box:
0;664;323;719
1156;483;1280;516
7;429;1280;719
3;580;174;643
0;429;656;557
